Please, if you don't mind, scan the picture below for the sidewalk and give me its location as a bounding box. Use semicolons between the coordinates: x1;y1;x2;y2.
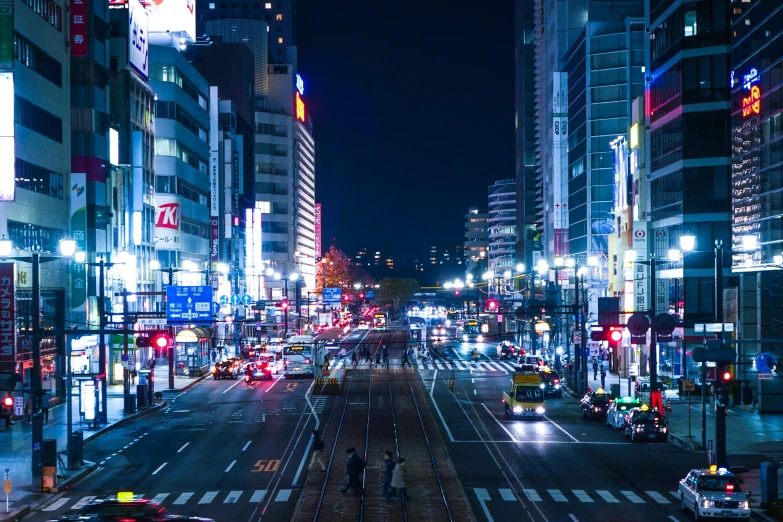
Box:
0;359;209;519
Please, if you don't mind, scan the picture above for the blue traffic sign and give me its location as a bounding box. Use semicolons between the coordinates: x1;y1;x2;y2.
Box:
241;294;252;305
366;291;374;299
323;287;341;303
121;354;128;362
166;286;214;324
230;295;240;305
756;353;777;374
213;302;221;315
219;295;230;305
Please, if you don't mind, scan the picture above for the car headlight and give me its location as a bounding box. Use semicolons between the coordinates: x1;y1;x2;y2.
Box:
477;335;484;342
739;501;749;509
636;426;642;432
462;335;468;342
701;499;715;508
535;406;545;414
513;405;523;413
595;407;600;411
659;426;667;433
554;384;561;389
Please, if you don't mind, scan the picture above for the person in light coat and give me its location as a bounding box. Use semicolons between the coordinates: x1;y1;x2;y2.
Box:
386;457;410;500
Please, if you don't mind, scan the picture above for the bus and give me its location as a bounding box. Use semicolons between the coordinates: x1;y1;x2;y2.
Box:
461;319;484;343
282;335;315;377
373;311;388;332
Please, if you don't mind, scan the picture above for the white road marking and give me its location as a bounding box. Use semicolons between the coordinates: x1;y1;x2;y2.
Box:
646;491;671;504
474;488;495;522
569;515;579;522
548;489;568;502
499;488;516;501
274;489;292;502
480;403;518;442
43;498;70;511
225;460;237;472
198;491;219;504
543;415;580;443
70;496;96;510
621;491;645;503
177;442;189;453
172;492;193;505
250;490;267;503
474;389;477;395
242;440;252;451
524;488;542;502
265;374;284;392
222;379;244;394
572;490;593;502
224;490;242;503
151;462;167;475
430;392;456;442
596;490;619;503
669;491;680;499
431;369;438;395
150;493;169;504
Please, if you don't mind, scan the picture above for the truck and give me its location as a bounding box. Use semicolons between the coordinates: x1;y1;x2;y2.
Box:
502;372;546;419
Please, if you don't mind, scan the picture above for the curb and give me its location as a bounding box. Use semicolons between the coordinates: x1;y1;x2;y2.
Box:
50;460;98;494
561;384;581;399
0;505;30;522
82;400;168;446
752;509;778;521
668;433;702;451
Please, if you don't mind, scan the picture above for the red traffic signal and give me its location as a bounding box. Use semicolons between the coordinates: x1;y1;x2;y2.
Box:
487;300;498;311
2;396;13;408
152;334;169;349
609;329;623;343
280;300;289;310
721;370;732;381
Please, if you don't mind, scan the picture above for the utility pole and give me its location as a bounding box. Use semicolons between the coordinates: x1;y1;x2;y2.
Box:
167;264;175;390
714;240;726;467
31;253;43;490
122;290;130;412
97;257;107;423
648;254;658;394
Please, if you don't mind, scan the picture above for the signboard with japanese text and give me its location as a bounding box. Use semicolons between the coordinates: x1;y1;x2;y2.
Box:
154;195;181;250
323;287;341;304
166;286;214;324
70;0;88;57
128;0;149;79
634;262;647;313
314;203;322;257
0;263;14;367
70;173;87;323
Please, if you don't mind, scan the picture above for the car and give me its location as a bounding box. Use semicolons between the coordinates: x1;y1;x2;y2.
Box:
678;466;751;519
520;355;545;369
243;362;273;381
47;495;214;521
606;397;642;430
580;389;614;420
211;361;238;380
497;342;519;360
624;404;668;442
540;369;563;397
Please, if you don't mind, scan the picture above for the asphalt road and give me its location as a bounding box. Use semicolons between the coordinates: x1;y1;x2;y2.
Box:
26;369;330;522
420;326;761;522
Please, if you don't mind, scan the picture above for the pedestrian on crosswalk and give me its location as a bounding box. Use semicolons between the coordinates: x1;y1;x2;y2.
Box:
375;350;381;366
382;346;389;369
307;430;326;471
386;457;409;501
381;451;395;497
401;350;411;369
593;358;598;380
351;351;358;370
340;447;365;496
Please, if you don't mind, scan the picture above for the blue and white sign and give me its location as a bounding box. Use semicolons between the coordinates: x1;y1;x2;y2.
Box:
166;286;214;324
366;291;374;299
743;68;760;90
212;302;221;315
241;294;252;305
230;295;240;305
323;287;341;303
296;74;305;95
756;353;777;374
219;295;230;305
128;0;149;80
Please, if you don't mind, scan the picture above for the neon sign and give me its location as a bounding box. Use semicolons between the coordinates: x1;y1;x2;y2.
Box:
296;73;304;95
742;85;760;118
742;68;759;90
295;91;306;122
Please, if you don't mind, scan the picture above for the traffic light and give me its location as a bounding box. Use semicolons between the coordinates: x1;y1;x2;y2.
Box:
137;331;171;351
280;300;289;310
590;327;605;342
720;367;733;383
2;396;12;409
607;327;623;349
487;300;498;312
152;333;169;350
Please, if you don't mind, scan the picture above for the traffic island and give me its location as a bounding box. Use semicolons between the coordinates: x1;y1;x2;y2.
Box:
312;369;344;395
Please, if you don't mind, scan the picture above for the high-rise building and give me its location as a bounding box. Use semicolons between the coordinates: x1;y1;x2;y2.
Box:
204;20;268;95
429;245;438;265
488;180;517;275
355;247;367;266
514;0;539;269
464;207;488;276
373;251;381;266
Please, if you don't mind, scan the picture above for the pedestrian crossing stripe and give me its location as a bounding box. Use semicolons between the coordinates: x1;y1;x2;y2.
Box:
38;490;286;512
479;488;683;504
328;358;523;372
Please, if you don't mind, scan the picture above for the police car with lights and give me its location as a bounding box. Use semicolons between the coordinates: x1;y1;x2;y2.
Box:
678;465;751;519
606;396;641;430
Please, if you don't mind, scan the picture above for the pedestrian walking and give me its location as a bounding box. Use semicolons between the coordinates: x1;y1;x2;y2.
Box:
340;447;365;495
1;409;10;429
307;430;326;471
600;368;607;389
364;347;372;363
211;349;217;363
386;457;409;500
381;451;395;497
351;351;358;370
382;346;389;369
401;349;411;368
375;350;381;366
42;392;51;423
592;358;598;380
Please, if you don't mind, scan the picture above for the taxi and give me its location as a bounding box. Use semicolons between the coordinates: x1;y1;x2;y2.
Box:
580;388;614;420
606;396;641;430
47;492;215;521
624;404;668;442
540;369;563;398
497;341;519;360
678;466;751;519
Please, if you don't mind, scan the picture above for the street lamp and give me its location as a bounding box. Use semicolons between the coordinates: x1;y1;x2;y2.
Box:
217;263;230;275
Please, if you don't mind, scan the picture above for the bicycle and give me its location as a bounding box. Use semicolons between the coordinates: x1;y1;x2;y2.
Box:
56;453;67;477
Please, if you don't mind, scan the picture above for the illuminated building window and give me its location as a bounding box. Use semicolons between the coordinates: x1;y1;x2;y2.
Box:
277;37;283;44
684;11;697;36
276;13;282;20
264;2;271;8
255;201;271;213
209;2;215;7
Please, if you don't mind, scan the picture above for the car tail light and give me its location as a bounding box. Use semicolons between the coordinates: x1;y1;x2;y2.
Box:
305;359;311;364
284;360;289;365
501;398;505;403
554;379;559;384
212;368;217;373
726;484;734;491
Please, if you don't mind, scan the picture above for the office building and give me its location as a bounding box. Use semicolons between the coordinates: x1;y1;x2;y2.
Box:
354;247;367;266
204;20;268;95
464;207;488;275
488;180;517;278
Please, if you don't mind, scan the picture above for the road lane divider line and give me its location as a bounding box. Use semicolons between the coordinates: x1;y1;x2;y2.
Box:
304;380;318;429
225;460;237;472
523;488;541;502
177;442;189;453
265;374;284;393
172;493;193;505
274;489;292;502
543;415;580;443
250;490;266;503
595;490;619;503
429;390;456;442
569;515;579;522
431;369;438;395
242;440;252;451
473;488;494;522
620;490;645;503
198;491;219;504
480;403;519;442
151;462;167;475
70;496;96;510
499;488;516;501
646;491;671;504
224;491;242;503
669;491;680;499
222;378;244;394
43;498;70;511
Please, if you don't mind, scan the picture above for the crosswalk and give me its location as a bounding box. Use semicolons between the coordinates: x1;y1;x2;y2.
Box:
329;358;519;373
312;396;327;413
41;489;292;512
475;487;681;505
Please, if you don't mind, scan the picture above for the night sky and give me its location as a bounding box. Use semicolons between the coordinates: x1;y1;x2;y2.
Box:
297;1;514;262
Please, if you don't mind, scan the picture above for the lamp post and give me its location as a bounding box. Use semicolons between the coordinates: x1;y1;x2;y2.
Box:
0;237;77;491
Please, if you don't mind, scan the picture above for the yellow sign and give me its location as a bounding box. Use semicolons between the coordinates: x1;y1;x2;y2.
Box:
117;492;134;502
630;123;639;149
4;480;11;493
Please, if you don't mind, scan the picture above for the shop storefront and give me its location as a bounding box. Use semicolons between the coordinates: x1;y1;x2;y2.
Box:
175;327;212;377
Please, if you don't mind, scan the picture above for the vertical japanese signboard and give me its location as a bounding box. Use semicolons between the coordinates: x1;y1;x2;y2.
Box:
0;262;15;367
552;71;568;256
70;0;88;57
70;174;87;324
314;203;322;258
128;0;149;79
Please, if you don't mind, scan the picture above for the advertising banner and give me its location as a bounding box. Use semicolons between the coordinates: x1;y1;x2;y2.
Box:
0;262;14;368
70;0;88;57
211;217;219;290
155;195;181;250
314;203;322;258
128;0;149;79
147;0;195;43
0;4;13;70
70;173;88;322
0;72;14;201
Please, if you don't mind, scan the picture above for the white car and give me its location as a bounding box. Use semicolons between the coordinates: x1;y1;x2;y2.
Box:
678;466;750;519
605;397;641;430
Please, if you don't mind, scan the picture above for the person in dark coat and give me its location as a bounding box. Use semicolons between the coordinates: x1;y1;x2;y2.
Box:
381;451;395;497
340;447;365;495
308;430;326;471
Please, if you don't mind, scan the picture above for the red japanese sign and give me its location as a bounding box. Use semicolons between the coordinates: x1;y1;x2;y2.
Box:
314;203;322;257
742;85;760;118
70;0;88;57
0;262;15;367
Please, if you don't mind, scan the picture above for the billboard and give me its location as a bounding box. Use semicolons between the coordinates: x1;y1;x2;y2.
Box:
70;173;88;322
70;0;88;57
314;203;322;257
0;73;13;202
128;0;149;79
0;262;14;367
147;0;196;42
155;195;181;250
